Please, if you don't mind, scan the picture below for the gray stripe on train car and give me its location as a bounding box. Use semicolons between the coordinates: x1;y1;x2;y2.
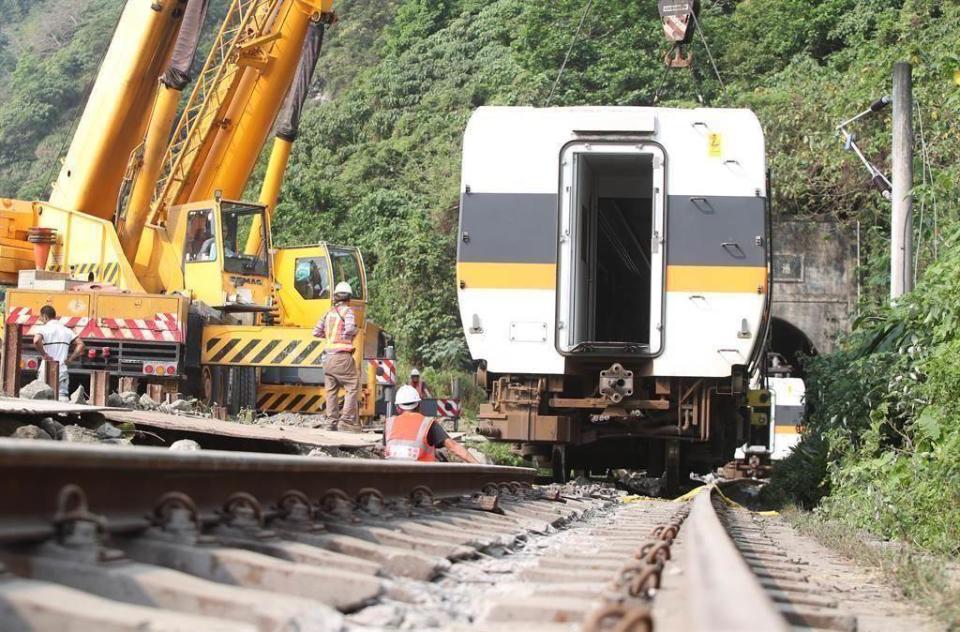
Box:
666;195;766;267
457;192;766;267
775;404;804;426
458;192;558;264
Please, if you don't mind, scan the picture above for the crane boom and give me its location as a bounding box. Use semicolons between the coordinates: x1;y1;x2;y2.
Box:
47;1;184;219
148;0;284;227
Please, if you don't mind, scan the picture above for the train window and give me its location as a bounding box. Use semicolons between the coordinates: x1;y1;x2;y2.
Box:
558;145;665;355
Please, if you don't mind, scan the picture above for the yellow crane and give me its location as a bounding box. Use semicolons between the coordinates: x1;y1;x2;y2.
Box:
0;0;386;416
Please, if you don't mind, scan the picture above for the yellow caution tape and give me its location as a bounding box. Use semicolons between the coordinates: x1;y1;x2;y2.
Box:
620;495;665;503
674;483;780;517
673;485;709;503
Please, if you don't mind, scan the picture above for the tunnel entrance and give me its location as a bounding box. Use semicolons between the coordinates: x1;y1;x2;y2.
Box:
768;317;817;378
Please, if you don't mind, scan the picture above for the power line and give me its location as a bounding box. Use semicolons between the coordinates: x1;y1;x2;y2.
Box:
545;0;595;106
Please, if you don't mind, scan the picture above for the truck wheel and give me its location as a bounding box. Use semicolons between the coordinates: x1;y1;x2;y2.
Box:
227;367;258;415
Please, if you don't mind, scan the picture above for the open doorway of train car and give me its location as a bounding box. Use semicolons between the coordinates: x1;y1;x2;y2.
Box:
557;144;665;355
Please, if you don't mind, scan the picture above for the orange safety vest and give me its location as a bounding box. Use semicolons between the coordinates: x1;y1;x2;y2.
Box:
384;412;437;462
323;305;355;353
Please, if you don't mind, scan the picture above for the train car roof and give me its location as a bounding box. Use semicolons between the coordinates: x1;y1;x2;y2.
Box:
462;106;766;198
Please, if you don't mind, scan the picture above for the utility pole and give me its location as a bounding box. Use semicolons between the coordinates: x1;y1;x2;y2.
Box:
890;62;913;300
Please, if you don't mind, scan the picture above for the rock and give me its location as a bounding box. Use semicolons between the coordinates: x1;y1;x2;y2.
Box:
468;448;493;465
138;393;159;410
95;422;123;440
20;379;54;400
159;398;196;415
169;439;201;451
119;391;140;408
615;469;664;497
69;385;88;405
38;417;65;440
12;425;52;440
62;424;100;443
106;392;125;407
307;447;332;458
347;604;404;629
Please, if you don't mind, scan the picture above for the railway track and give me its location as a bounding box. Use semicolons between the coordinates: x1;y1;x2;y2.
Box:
0;439;921;630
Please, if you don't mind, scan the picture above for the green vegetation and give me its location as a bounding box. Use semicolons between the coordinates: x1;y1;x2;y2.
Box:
1;0;959;559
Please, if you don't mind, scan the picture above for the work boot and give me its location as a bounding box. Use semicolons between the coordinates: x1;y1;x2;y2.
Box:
338;420;362;433
310;415;336;430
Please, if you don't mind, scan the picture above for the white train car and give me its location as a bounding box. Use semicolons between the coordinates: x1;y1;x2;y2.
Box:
769;377;805;459
457;106;772;481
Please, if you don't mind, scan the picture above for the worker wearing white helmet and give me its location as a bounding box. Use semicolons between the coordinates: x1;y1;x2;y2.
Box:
384;385;479;463
408;367;431;398
313;280;361;431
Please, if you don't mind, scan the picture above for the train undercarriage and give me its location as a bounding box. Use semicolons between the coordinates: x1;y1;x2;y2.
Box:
476;364;769;488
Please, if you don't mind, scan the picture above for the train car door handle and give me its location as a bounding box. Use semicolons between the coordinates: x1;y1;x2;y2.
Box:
722;242;746;258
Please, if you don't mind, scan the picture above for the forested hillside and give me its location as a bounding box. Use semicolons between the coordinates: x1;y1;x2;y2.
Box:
1;0;959;561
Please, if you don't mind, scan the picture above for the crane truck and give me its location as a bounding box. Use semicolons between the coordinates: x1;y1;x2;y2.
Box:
0;0;388;416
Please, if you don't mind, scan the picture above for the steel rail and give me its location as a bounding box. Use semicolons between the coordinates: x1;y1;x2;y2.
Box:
0;439;534;544
683;486;791;632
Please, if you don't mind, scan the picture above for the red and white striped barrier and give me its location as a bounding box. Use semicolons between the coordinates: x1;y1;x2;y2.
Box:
373;359;397;385
6;308;182;343
83;313;183;343
7;307;88;335
436;398;461;419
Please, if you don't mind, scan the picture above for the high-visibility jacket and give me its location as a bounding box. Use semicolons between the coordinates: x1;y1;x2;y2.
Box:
322;306;355;353
384;412;437;462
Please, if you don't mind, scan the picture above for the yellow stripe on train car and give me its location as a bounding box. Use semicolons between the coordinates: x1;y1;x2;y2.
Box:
457;262;557;290
666;265;768;293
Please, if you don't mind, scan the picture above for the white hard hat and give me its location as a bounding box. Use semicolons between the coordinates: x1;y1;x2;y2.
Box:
410;368;420;377
334;281;353;296
395;385;421;410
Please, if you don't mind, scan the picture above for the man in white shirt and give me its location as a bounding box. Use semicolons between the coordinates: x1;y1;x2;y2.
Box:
33;306;85;401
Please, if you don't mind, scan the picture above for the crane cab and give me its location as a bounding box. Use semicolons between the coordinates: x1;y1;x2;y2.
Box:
272;243;367;328
167;199;273;311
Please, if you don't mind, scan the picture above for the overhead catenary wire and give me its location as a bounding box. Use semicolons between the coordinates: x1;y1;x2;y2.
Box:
545;0;595;106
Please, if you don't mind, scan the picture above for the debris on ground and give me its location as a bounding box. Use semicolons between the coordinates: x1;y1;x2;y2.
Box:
256;411;331;428
613;469;665;497
19;379;54;400
468;447;493;465
138;393;159;410
12;424;52;440
38;417;65;440
169;439;201;451
119;391;140;408
69;386;88;405
62;424;99;443
95;422;122;440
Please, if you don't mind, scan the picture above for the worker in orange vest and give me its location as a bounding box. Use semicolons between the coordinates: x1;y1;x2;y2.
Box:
384;385;478;463
313;281;361;432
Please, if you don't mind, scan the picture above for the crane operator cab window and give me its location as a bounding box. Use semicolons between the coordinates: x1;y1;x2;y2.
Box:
329;248;364;300
221;203;269;276
185;210;217;262
557;144;666;356
294;257;330;300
